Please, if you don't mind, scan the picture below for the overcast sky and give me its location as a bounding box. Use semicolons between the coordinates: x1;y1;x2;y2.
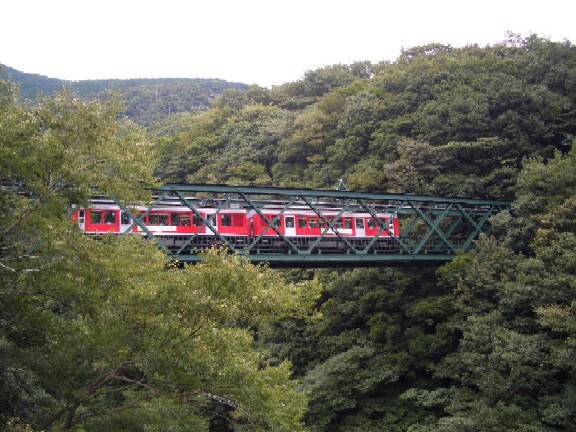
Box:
2;0;575;88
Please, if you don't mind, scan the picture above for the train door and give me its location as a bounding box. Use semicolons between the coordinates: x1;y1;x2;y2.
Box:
284;216;296;237
355;217;366;237
387;220;395;237
77;209;85;231
205;210;217;235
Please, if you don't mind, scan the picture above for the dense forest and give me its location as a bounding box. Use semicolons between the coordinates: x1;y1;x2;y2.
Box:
2;33;576;431
0;65;248;127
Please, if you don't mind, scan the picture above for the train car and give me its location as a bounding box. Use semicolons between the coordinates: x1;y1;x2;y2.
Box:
248;207;399;253
251;208;398;238
73;203;251;237
72;200;400;254
72;204;122;234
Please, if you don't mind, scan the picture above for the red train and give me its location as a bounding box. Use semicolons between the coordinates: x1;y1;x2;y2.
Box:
72;200;400;254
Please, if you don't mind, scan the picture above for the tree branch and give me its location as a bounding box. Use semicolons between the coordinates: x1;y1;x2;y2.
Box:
0;198;43;238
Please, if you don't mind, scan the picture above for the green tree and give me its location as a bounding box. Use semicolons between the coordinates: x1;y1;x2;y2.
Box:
0;83;156;277
276;268;456;432
0;79;317;431
402;143;576;431
2;231;317;430
152;108;229;183
188;104;294;185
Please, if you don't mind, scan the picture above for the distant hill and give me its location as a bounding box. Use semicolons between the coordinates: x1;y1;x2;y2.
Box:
0;65;249;127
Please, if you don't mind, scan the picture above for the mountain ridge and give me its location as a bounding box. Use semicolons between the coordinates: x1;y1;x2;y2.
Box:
0;64;249;126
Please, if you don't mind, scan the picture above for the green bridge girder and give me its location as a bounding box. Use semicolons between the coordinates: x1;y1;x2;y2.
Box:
125;184;511;267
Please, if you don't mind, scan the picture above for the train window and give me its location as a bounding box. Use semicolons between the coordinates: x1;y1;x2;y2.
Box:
298;218;307;228
344;218;352;229
149;214;169;225
221;214;232;227
104;211;116;224
90;211;102;224
171;213;190;226
285;216;295;228
309;218;318;228
193;214;203;226
180;214;191;226
368;218;377;229
120;212;131;225
356;218;364;229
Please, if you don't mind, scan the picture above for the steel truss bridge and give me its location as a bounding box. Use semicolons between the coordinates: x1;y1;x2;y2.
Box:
119;184;511;267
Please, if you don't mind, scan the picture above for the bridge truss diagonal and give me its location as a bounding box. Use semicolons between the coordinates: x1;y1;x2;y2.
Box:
115;184;511;267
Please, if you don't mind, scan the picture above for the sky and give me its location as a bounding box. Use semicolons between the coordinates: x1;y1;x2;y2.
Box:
2;0;575;88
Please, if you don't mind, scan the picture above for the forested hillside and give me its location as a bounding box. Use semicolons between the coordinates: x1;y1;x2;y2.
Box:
152;35;575;201
0;65;248;126
2;33;576;431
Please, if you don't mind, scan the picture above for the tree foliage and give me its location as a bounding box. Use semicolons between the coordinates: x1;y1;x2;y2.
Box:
0;79;316;431
141;35;576;194
2;235;315;431
1;65;248;127
401;143;576;431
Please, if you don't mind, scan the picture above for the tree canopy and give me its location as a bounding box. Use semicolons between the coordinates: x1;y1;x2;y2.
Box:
147;35;576;197
0;79;318;431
